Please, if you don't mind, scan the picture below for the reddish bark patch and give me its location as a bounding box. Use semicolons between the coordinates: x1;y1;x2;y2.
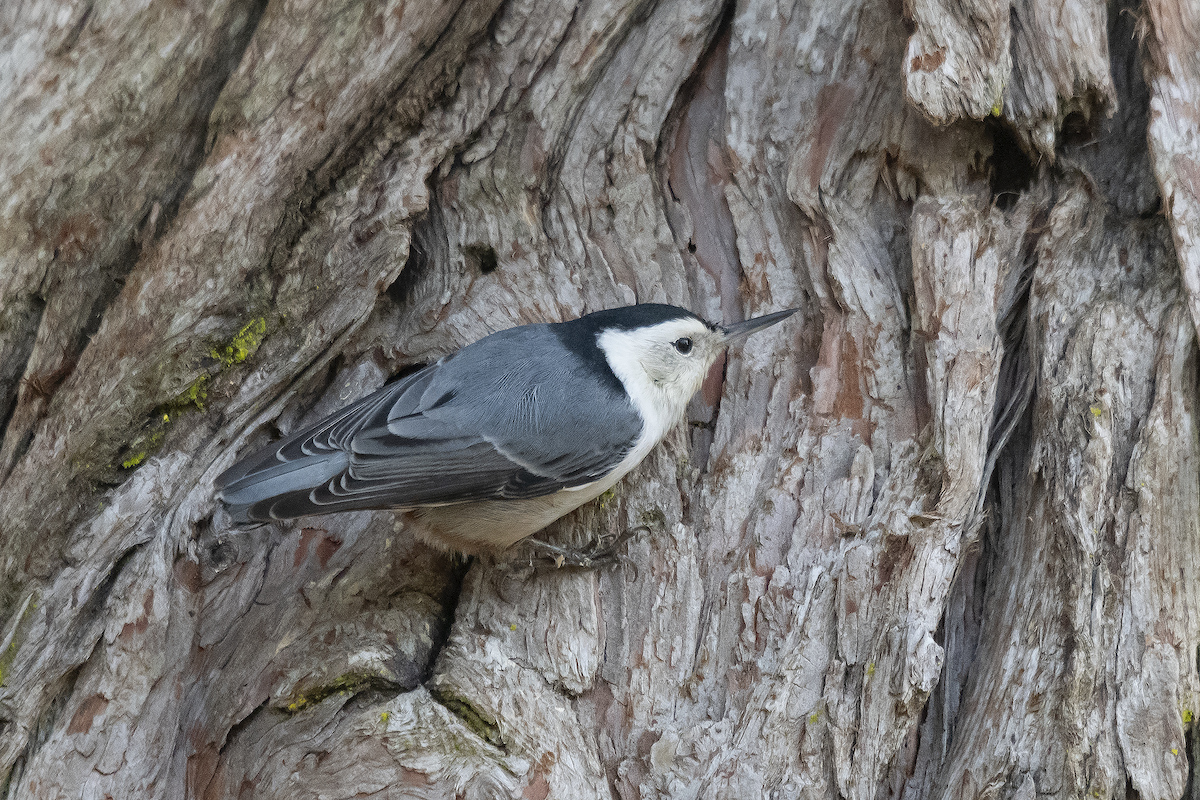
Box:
1174;154;1200;201
316;534;342;568
876;533;914;590
66;694;109;734
20;356;77;401
175;558;202;593
812;315;873;442
200;757;228;800
119;588;154;639
187;742;220;800
400;767;431;786
809;83;855;191
835;336;866;424
909;48;946;72
523;771;551;800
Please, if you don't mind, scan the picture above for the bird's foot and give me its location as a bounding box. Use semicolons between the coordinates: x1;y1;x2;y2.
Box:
523;525;650;571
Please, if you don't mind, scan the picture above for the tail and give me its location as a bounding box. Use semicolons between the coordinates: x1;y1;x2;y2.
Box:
216;449;349;525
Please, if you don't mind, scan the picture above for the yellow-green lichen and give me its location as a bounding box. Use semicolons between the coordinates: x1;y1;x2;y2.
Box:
116;316;267;473
379;711;391;724
990;80;1006;117
119;426;167;470
212;318;267;369
121;451;149;470
117;377;209;471
284;672;381;714
1184;708;1194;724
174;375;210;412
866;662;876;677
598;487;619;509
808;710;820;725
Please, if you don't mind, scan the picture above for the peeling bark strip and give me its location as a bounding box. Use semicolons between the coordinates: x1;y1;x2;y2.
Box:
0;0;1198;798
1144;0;1200;348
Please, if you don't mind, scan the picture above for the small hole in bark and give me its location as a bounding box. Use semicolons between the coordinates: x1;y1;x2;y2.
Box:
207;537;238;573
388;210;436;304
1060;111;1092;148
464;244;498;275
987;123;1036;211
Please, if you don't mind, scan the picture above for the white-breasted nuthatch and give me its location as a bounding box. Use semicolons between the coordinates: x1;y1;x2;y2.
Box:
216;304;796;554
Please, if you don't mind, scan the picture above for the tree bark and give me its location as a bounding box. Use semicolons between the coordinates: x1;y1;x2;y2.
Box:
1;0;1198;798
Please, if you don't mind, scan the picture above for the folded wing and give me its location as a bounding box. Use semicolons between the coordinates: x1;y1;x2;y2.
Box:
216;325;642;523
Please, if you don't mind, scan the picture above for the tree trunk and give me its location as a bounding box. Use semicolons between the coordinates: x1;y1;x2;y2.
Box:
2;0;1199;797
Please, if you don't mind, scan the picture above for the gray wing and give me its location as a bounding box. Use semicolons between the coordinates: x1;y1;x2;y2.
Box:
216;326;642;523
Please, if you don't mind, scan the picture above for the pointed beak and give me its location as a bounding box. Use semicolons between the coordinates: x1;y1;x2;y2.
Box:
720;308;798;344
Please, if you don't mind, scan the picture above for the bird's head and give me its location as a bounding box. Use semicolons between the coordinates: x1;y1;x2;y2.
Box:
594;305;797;424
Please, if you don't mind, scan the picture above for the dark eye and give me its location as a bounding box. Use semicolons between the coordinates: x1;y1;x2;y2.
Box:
673;337;693;354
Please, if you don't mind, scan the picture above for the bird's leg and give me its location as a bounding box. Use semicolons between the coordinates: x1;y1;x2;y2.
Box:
522;525;650;570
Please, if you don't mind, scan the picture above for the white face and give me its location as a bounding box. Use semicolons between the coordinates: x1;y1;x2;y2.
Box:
596;317;725;438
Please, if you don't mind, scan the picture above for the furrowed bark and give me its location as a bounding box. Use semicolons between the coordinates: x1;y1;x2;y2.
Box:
1;0;1197;798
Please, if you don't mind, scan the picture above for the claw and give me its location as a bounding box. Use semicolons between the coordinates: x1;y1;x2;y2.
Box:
523;525;652;570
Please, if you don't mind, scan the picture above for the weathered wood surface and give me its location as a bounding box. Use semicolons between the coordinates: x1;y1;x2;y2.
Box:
1;0;1198;798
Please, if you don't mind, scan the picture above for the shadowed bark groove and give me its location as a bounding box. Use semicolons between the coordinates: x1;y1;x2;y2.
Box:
1;0;1199;798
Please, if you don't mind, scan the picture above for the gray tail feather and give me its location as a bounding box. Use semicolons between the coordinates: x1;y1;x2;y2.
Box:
218;453;349;525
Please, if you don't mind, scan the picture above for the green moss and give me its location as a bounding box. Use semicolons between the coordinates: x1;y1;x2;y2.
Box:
283;672;384;714
598;486;619;509
432;689;504;748
120;443;155;470
115;316;267;473
175;375;210;412
116;381;204;472
212;318;267;369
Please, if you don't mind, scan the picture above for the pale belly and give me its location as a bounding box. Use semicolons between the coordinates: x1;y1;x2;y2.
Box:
402;477;618;555
402;416;671;555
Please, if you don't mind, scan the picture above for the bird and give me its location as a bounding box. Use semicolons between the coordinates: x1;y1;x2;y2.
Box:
215;303;796;556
